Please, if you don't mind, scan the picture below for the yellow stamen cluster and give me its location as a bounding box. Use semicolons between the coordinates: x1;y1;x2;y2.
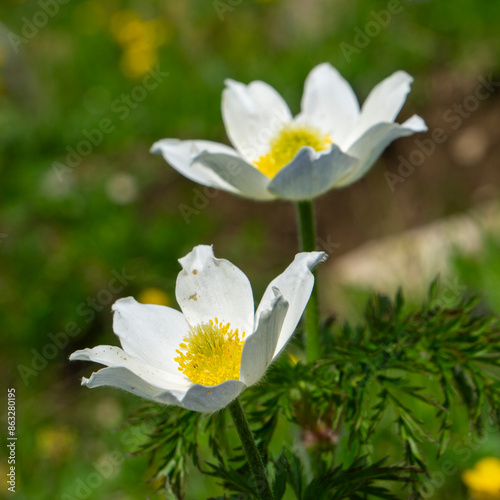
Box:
174;318;246;386
255;125;332;178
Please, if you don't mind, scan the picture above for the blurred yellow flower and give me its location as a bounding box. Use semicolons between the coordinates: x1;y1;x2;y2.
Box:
110;10;141;43
462;457;500;500
109;10;172;79
137;287;171;306
114;19;147;46
120;47;158;79
36;426;76;462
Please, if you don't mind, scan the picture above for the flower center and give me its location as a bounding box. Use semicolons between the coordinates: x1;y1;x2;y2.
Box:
254;125;332;178
174;318;246;386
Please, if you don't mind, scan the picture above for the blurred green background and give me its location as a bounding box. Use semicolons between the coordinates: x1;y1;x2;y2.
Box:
1;0;499;498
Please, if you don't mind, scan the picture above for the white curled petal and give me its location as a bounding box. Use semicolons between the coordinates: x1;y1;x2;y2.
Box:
194;151;275;201
176;245;254;333
296;63;360;147
176;380;247;412
81;366;191;406
70;346;190;390
337;116;427;187
268;145;358;201
151;139;241;194
240;291;288;387
112;297;190;376
400;114;428;132
256;252;327;358
222;79;292;162
345;71;414;148
362;71;414;123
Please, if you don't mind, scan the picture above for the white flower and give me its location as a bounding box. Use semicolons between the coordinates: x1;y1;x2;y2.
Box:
151;63;427;201
70;245;326;412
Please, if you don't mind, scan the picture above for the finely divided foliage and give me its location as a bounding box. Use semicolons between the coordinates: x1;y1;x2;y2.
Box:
126;279;500;499
66;60;498;500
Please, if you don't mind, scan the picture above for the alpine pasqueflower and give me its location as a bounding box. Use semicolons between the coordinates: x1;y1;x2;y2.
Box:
151;62;427;201
70;245;326;412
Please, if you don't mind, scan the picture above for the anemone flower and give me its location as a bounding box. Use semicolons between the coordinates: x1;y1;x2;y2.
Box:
151;62;426;201
70;245;326;412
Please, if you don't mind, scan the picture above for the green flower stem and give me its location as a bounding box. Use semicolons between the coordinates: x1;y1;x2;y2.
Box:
296;200;321;363
228;398;274;500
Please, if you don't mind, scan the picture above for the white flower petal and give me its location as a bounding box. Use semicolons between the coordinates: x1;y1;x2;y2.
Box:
267;145;358;201
79;358;245;412
81;366;190;406
112;297;190;376
296;63;360;147
70;345;190;390
256;252;327;358
176;245;254;333
362;71;414;123
177;380;247;412
222;79;292;162
401;114;428;132
337;115;427;187
151;139;241;194
194;151;275;200
344;71;414;148
240;290;288;387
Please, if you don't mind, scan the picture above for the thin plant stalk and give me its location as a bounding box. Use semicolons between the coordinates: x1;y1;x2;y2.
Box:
228;398;274;500
296;200;321;362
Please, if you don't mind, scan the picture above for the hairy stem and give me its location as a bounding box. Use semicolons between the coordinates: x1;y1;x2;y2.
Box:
228;398;274;500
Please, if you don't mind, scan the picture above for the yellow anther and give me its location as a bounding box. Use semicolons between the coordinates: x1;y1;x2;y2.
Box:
174;320;245;386
255;125;332;178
